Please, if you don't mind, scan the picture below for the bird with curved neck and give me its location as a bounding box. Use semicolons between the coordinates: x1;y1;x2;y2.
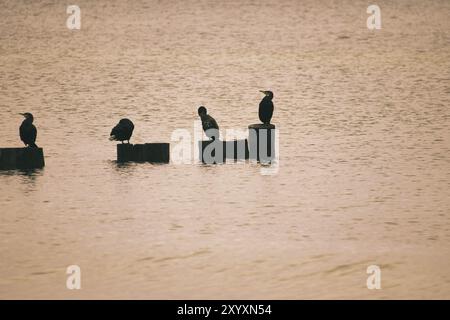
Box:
258;90;274;125
19;112;38;148
198;106;219;141
110;118;135;144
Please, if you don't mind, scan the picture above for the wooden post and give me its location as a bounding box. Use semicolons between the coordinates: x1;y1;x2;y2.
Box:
143;143;170;163
132;144;145;162
117;144;134;162
248;124;276;162
116;143;170;163
198;140;224;164
0;148;45;170
224;139;249;160
198;140;249;163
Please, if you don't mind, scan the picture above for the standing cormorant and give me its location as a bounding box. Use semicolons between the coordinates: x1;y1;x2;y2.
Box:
109;118;135;144
259;90;274;124
19;113;38;148
198;106;219;141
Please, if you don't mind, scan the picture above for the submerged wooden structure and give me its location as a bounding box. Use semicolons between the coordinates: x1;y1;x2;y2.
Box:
198;123;276;164
248;123;276;162
117;143;170;163
0;148;45;170
198;139;249;164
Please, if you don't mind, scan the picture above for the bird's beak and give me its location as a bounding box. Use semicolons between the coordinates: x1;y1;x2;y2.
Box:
19;113;25;117
260;90;268;96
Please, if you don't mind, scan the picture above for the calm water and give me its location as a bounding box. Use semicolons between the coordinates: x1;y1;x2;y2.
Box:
0;0;449;299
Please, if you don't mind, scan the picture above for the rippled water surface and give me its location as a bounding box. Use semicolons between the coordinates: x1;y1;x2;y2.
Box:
0;0;449;299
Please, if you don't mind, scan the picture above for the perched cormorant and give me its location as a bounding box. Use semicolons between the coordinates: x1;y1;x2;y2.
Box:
19;113;38;148
198;106;219;141
109;118;135;144
259;90;274;124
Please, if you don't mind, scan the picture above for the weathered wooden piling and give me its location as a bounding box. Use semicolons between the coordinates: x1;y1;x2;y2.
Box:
198;139;249;164
248;124;276;162
224;139;249;160
117;143;134;162
131;144;146;162
198;140;224;164
117;143;170;163
142;143;170;163
0;148;45;170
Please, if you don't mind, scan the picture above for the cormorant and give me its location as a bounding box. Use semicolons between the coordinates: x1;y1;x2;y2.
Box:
259;90;274;124
19;113;38;148
198;106;219;141
109;118;134;144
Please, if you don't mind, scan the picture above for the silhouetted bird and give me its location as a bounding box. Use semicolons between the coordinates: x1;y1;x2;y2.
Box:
109;118;134;144
198;106;219;141
259;90;274;124
19;113;38;148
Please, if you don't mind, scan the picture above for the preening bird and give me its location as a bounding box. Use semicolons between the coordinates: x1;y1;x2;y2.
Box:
19;113;38;148
109;118;135;144
198;106;219;141
258;90;274;124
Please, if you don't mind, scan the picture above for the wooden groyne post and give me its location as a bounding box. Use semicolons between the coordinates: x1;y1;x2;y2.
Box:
0;148;45;170
117;143;170;163
248;124;276;162
198;139;249;164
